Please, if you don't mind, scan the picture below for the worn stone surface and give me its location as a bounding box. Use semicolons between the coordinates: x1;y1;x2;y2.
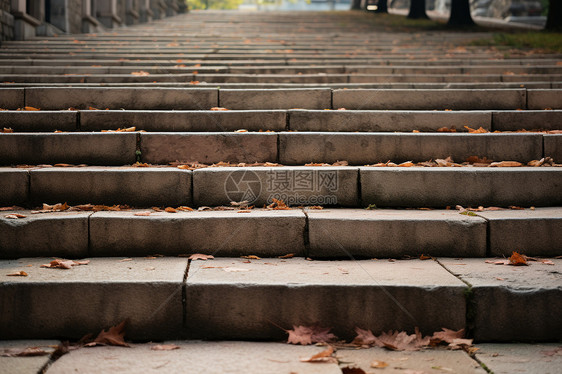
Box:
0;210;90;259
185;258;466;340
90;209;306;257
544;134;562;162
0;111;77;132
0;168;28;206
25;88;218;110
360;167;562;208
288;110;492;132
193;166;359;207
0;89;24;109
337;347;486;374
527;89;562;110
0;257;187;340
0;340;58;374
332;89;526;110
80;110;287;132
493;110;562;131
47;341;340;374
0;133;137;166
140;133;277;164
279;133;542;164
439;258;562;341
476;207;562;257
219;89;331;109
475;343;562;374
30;167;192;206
307;209;486;258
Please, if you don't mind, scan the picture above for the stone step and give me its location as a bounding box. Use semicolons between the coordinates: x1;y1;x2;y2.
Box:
2;166;560;208
7;109;559;133
1;257;559;341
1;208;559;259
2;132;560;166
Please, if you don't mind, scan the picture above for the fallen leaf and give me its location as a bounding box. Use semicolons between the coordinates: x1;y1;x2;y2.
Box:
188;254;214;261
134;211;152;216
437;126;456;132
489;161;522;167
211;107;228;111
352;327;378;346
464;126;488;133
241;255;261;260
1;347;50;357
0;206;24;211
352;328;429;351
287;325;337;345
278;253;295;259
6;271;28;276
23;106;40;111
1;127;13;133
419;254;432;260
177;206;194;211
164;207;177;213
131;71;150;76
300;345;337;363
398;161;415;167
5;214;26;219
267;198;290;210
41;259;90;269
371;360;389;368
87;320;129;347
151;344;180;351
508;251;528;266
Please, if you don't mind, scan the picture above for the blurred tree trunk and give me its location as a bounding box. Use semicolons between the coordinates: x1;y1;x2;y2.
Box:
351;0;362;10
448;0;475;26
545;0;562;31
408;0;428;19
375;0;388;13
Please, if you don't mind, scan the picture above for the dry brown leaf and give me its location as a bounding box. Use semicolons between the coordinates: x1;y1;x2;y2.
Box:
241;255;261;260
352;327;378;346
278;253;295;259
164;207;177;213
371;360;389;368
287;325;336;345
489;161;522;167
419;254;432;260
177;206;194;211
464;126;488;133
267;198;290;210
466;156;492;164
134;211;152;216
333;160;349;166
210;107;228;111
437;126;456;133
5;213;26;219
151;344;180;351
0;206;24;211
430;328;466;346
188;254;214;261
41;259;90;269
87;320;129;347
23;106;40;111
1;127;13;133
131;71;150;76
527;158;545;167
398;161;415;167
1;347;50;357
509;251;528;266
300;345;337;363
354;328;430;351
6;270;28;276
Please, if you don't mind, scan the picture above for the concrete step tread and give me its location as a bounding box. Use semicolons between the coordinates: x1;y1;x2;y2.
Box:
3;340;560;374
1;258;560;341
1;207;560;259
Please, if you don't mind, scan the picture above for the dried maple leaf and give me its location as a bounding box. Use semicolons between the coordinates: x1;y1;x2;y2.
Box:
509;252;528;266
87;320;129;347
5;214;26;219
287;325;336;345
188;254;214;261
352;327;378;346
7;271;28;276
151;344;180;351
1;347;50;357
300;345;337;363
376;328;430;351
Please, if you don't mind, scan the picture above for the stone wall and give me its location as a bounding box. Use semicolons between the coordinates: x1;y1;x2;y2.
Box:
68;0;82;34
0;0;13;41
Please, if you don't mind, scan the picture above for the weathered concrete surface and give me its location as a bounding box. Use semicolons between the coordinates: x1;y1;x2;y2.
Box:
0;340;58;374
25;88;218;110
193;167;359;207
0;89;24;109
90;209;306;257
360;167;562;208
0;133;137;166
289;110;492;132
527;89;562;110
439;258;562;341
476;207;562;257
47;341;341;374
279;133;542;164
0;210;90;259
0;257;187;340
332;89;526;110
307;209;486;258
219;89;331;109
544;134;562;162
0;111;77;132
140;133;277;164
493;110;562;131
337;347;486;374
0;168;28;206
80;110;287;132
30;167;192;207
475;343;562;374
185;258;466;340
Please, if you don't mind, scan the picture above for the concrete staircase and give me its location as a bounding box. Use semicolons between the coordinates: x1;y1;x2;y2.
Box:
1;10;561;359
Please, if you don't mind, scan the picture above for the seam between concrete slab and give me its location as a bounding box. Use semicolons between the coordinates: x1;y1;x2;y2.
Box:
87;212;94;258
22;87;26;108
525;88;529;110
276;134;280;164
182;260;190;328
76;110;81;131
301;208;311;258
285;110;290;131
356;168;363;207
136;133;142;163
217;87;220;107
330;88;334;109
25;170;31;208
473;213;492;257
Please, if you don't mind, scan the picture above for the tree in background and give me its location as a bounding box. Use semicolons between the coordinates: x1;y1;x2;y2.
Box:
447;0;475;26
374;0;388;13
408;0;428;19
188;0;243;9
545;0;561;31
